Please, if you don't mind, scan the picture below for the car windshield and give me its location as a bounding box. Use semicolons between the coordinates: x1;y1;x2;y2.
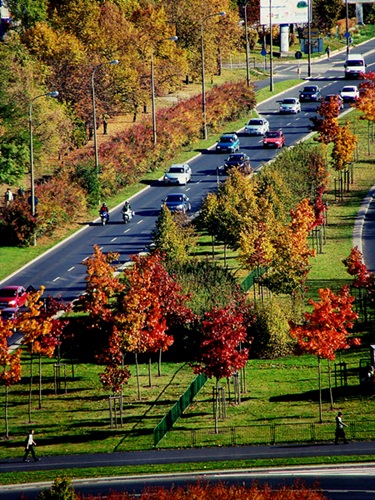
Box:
0;289;16;297
349;60;364;66
169;167;184;173
282;99;296;104
166;195;183;203
342;87;356;92
220;136;234;142
248;120;263;125
266;132;280;138
228;155;242;160
303;87;317;92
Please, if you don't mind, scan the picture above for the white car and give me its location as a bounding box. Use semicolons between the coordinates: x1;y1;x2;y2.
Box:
163;163;192;185
279;98;301;114
340;85;360;103
244;117;269;135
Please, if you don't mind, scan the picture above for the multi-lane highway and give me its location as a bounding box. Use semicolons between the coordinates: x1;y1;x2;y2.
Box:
2;37;375;301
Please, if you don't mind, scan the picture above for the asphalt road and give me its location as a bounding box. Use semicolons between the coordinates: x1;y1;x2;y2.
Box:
1;442;375;499
3;38;375;302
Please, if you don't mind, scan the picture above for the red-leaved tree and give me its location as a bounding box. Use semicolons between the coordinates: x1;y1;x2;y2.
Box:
193;302;248;433
290;287;360;422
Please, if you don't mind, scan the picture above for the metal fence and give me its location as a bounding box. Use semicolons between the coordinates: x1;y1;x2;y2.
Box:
153;373;208;446
157;421;375;449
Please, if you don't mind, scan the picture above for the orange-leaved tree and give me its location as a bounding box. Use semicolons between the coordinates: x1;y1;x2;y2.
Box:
331;121;357;173
290;286;360;422
16;286;54;422
309;97;340;145
0;320;22;439
355;71;375;154
192;301;248;433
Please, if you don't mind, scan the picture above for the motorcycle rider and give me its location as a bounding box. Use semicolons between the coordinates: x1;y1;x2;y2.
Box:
122;201;133;221
99;203;109;220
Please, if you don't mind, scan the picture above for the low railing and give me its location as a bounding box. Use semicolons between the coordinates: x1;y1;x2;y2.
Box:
157;421;375;449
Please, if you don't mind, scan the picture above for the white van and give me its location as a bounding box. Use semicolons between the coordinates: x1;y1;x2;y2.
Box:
344;54;366;79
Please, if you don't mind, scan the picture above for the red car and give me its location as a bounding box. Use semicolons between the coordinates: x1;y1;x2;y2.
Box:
263;130;285;148
0;286;27;309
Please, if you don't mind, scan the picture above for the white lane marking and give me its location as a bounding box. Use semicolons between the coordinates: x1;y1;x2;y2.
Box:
111;238;117;242
186;187;191;192
53;277;60;282
82;256;89;262
68;267;75;272
137;220;143;224
124;228;131;233
99;247;103;251
287;122;292;126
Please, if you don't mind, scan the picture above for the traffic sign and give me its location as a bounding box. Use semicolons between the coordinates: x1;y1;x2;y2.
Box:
295;51;303;60
345;31;351;39
261;48;267;57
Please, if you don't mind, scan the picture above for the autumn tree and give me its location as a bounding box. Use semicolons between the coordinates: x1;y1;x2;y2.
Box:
0;321;22;439
310;97;341;145
331;121;357;197
312;0;345;34
261;198;316;296
16;287;53;422
152;208;196;265
355;71;375;154
192;302;248;433
290;286;360;422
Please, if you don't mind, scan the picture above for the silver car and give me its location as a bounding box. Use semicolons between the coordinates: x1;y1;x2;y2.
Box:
244;118;269;135
163;163;192;185
279;98;301;114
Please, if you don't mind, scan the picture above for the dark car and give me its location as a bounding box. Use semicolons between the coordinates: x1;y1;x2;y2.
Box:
161;193;191;213
216;133;240;153
0;286;27;309
263;130;285;148
324;94;344;110
299;85;321;102
224;153;251;174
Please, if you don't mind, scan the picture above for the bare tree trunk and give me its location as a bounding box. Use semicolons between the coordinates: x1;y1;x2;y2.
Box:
318;356;323;424
135;353;141;401
5;386;9;439
158;348;162;377
148;357;152;387
38;354;42;410
328;359;334;410
28;348;34;424
215;378;219;434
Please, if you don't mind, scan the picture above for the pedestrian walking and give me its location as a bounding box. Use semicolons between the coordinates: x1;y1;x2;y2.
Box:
335;411;349;444
4;187;13;205
23;429;40;462
326;45;331;60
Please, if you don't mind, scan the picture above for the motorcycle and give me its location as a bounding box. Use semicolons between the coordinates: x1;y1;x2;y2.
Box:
100;211;109;225
122;209;135;224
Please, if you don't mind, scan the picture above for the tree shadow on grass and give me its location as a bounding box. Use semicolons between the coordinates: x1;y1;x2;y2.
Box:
270;384;364;404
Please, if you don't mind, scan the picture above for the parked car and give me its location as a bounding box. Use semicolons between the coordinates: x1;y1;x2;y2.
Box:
0;286;27;309
163;163;192;185
339;85;360;103
279;97;301;114
263;130;285;148
324;94;344;110
244;118;269;136
161;193;191;213
216;133;240;153
224;153;251;174
299;85;321;102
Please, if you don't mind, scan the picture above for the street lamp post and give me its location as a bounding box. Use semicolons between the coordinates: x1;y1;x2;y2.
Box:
269;0;274;91
151;36;178;146
307;0;312;78
29;91;59;246
201;11;226;140
244;2;250;87
91;59;119;180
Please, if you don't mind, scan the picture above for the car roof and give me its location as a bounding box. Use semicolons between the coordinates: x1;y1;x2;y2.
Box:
169;163;186;168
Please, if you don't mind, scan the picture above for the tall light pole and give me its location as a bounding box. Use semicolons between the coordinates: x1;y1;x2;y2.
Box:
151;36;178;146
307;0;312;78
29;91;59;219
91;59;119;180
201;11;226;140
244;2;250;87
269;0;273;91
